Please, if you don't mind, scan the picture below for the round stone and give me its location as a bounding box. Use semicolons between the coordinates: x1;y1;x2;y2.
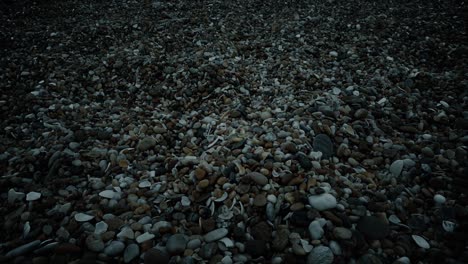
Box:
333;227;352;240
433;194;446;204
308;193;337;211
104;241;125;257
166;234;188;254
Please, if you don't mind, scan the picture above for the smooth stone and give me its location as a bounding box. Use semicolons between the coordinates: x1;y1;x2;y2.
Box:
199;242;218;259
95;221;108;235
138;180;152;188
166;234;188;254
253;194;267;207
272;227;290;251
389;160;404;177
137;137;157;151
307;246;334;264
308;193;337;211
332;226;351;239
124;244;139;263
86;234;105;252
6;240;41;257
74;213;94;222
99;190;117;199
247;172;268;186
136;232;155;243
117;227;135;239
187;239;202;250
357;216;390;240
26;191;41;201
433;194;446;204
308;220;325;240
329;240;342;255
204;228;228;242
104;241;125;256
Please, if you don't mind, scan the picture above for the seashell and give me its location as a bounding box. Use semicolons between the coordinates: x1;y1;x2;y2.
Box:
214;192;228;202
233;160;245;175
442;220;456;232
412;235;430;249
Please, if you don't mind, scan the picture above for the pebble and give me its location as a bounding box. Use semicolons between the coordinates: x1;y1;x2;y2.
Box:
26;191;41;201
136;232;155;243
247;172;268;186
308;219;325;240
144;248;170;264
6;240;41;257
8;189;25;203
86;234;105;252
123;244;139;263
433;194;446;204
308;193;337;211
313;134;334;158
117;227;135;239
74;213;94;222
204;228;228;242
389;160;404;177
137;137;157;151
166;234;188;254
333;227;352;240
307;246;334;264
94;221;108;235
104;241;125;256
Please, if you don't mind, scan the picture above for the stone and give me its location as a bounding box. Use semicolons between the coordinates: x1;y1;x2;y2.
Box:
355;109;369;119
307;246;334;264
308;193;337;211
187;239;202;250
104;241;125;256
357;216;390;240
247;172;268;186
433;194;446;204
251;221;272;241
166;234;188;254
313;134;334;158
204;228;228;242
136;232;155;243
124;244;139;263
86;234;105;252
308;219;325;240
253;194;267;207
333;227;352;240
137;137;157;151
389;160;404;177
117;227;135;239
8;189;25;203
99;190;118;199
95;221;108;235
272;227;290;251
199;242;218;259
357;254;383;264
74;213;94;222
26;191;41;201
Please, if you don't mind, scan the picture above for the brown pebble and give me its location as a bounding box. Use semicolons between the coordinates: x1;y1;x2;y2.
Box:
253;194;267;207
195;168;207;180
198;179;210;189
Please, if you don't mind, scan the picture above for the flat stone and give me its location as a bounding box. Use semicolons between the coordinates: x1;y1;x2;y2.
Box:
389;160;404;177
8;189;25;203
74;213;94;222
26;191;41;201
308;193;337;211
136;232;155;243
204;228;228;242
6;240;41;257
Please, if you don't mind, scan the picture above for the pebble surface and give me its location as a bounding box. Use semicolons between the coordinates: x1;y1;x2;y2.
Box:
0;0;467;263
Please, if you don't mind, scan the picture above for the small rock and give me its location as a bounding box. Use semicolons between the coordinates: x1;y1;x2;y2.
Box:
308;219;325;240
95;221;108;235
272;227;290;251
245;240;267;258
117;227;135;239
199;242;218;259
104;241;125;257
333;227;352;240
247;172;268;186
308;193;337;211
6;240;41;257
26;191;41;201
136;232;155;243
124;244;139;263
389;160;404;177
354;109;369;119
433;194;446;204
8;189;25;203
307;246;334;264
313;134;334;158
74;213;94;222
166;234;188;254
86;234;105;252
204;228;228;242
137;137;157;151
253;194;267;207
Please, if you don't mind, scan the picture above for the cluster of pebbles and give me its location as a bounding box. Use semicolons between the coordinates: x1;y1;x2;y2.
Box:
1;0;467;263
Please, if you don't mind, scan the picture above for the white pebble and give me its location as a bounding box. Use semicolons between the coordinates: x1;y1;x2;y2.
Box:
433;194;446;204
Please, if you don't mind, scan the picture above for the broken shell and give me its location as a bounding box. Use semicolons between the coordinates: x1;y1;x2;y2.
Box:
442;220;456;232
